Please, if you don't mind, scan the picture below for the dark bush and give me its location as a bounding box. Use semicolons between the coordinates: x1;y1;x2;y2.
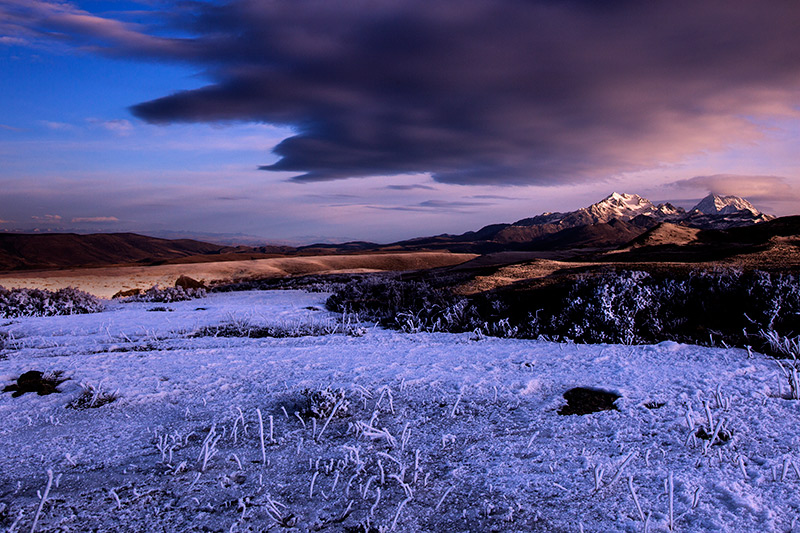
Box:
326;278;481;333
540;270;800;347
326;269;800;351
0;286;104;318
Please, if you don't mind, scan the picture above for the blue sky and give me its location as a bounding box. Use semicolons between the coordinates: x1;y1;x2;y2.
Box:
1;0;799;244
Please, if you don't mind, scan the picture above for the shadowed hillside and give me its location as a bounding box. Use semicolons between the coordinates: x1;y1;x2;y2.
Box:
0;233;235;270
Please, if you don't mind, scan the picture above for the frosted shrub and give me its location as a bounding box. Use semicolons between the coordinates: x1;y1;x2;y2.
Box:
327;278;480;333
760;330;800;359
558;271;661;344
0;285;104;318
67;383;118;409
326;270;800;348
196;314;366;338
118;285;206;303
746;271;800;331
303;387;350;419
526;269;800;347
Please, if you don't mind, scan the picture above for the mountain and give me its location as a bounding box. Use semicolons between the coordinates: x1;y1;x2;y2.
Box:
390;192;770;253
690;194;759;216
490;193;682;243
679;194;774;229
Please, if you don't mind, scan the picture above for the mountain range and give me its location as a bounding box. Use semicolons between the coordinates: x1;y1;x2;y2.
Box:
386;193;774;253
0;193;792;271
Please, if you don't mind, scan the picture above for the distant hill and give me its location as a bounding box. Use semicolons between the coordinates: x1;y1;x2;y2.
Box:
624;222;701;249
0;233;242;271
602;215;800;265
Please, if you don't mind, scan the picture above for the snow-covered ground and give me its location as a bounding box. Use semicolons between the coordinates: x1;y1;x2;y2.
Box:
1;290;799;532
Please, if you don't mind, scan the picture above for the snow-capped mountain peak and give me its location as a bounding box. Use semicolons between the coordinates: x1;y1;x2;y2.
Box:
690;194;760;216
509;192;768;235
584;192;683;223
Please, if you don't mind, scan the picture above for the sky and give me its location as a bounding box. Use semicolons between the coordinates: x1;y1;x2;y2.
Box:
1;0;799;245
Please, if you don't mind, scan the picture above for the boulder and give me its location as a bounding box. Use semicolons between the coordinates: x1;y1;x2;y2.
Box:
175;275;205;290
112;288;142;299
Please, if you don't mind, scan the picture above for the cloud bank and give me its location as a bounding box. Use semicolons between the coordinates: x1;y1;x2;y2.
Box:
673;174;800;202
7;0;800;186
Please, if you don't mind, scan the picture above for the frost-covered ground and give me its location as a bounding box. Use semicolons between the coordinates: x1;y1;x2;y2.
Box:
1;290;799;532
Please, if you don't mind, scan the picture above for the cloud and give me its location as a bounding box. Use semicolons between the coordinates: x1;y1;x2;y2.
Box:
369;199;492;212
672;174;800;201
385;184;436;191
41;120;75;131
305;193;360;200
71;216;120;223
8;1;800;186
418;200;490;209
0;123;22;131
87;118;134;135
0;0;190;56
469;195;522;201
31;214;61;221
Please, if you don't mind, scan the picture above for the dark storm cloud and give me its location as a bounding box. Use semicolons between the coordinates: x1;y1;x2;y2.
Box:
13;1;800;185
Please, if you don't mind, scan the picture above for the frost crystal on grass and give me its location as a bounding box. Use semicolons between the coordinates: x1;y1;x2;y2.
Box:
66;383;118;409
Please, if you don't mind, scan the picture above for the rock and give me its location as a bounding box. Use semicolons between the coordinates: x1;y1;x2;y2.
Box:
2;370;66;397
175;275;205;290
112;288;142;299
558;387;620;416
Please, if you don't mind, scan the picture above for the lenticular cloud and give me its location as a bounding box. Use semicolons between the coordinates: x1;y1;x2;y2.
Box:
15;0;799;185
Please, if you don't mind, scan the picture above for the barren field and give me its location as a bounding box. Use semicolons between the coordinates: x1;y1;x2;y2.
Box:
2;290;799;532
0;252;476;298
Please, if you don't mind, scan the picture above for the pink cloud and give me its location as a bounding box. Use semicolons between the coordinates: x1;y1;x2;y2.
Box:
71;216;120;223
31;214;61;221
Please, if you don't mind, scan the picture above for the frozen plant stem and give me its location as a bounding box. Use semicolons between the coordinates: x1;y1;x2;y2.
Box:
781;457;793;481
370;487;381;518
627;476;645;521
703;418;725;455
109;489;122;510
257;408;266;464
451;389;463;417
435;486;454;512
668;472;674;532
316;398;344;442
704;401;714;431
391;497;412;531
692;486;701;509
309;471;319;499
269;415;274;443
593;465;604;491
30;469;53;533
607;451;637;487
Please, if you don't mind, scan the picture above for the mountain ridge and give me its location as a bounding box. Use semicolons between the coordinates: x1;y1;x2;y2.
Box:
0;193;782;271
